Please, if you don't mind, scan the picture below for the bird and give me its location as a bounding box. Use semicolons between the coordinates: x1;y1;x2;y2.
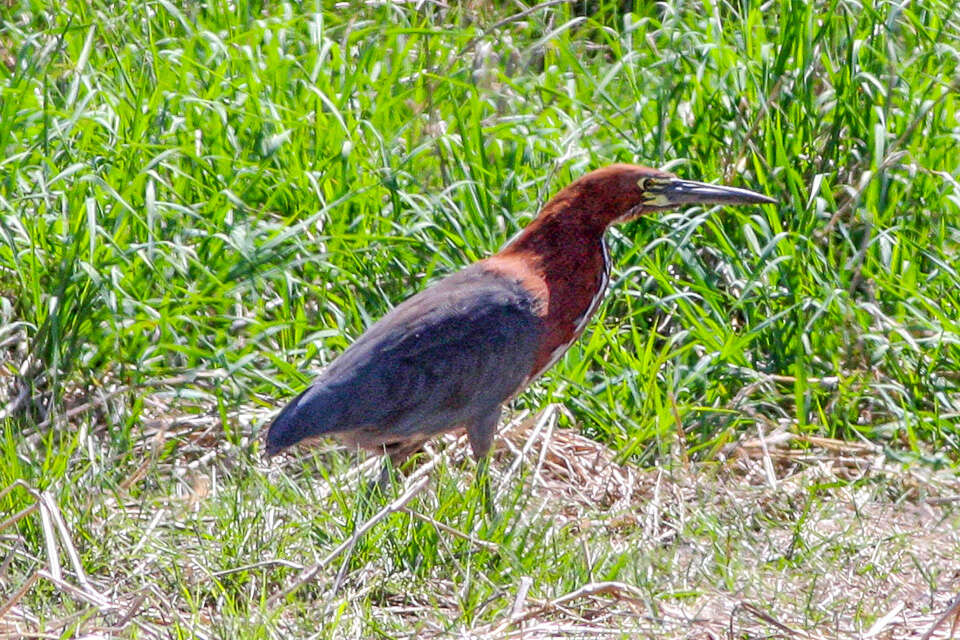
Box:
266;164;774;469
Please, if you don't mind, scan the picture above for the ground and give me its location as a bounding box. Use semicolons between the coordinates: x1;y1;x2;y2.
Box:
3;401;959;638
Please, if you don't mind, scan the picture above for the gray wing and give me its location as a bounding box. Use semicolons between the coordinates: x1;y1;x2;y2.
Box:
266;265;543;454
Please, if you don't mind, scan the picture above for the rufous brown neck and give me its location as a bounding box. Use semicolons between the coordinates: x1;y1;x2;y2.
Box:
485;203;613;381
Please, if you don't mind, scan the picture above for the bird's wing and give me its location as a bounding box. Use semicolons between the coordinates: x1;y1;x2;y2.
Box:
266;265;543;454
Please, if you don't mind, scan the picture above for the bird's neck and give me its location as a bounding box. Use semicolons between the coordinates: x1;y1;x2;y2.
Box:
489;214;612;379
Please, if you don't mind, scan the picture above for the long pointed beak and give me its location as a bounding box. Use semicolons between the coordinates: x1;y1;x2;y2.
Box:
653;179;776;207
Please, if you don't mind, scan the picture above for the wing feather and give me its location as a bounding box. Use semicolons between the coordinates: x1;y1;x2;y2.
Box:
266;265;542;454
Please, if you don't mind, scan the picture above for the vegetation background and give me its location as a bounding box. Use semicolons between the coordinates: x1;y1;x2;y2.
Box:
1;0;958;637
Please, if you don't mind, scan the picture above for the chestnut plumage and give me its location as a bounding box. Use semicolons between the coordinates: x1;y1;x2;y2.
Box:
266;164;774;464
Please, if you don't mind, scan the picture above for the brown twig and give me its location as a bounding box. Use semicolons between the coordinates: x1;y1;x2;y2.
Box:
920;592;960;640
496;581;647;632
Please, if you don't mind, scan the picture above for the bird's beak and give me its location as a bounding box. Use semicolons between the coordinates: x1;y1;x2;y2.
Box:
645;179;776;208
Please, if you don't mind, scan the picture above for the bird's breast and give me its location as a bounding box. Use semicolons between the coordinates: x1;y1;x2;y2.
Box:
486;237;611;384
529;238;610;380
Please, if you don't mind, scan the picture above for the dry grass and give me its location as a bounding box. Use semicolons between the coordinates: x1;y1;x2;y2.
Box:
2;401;958;639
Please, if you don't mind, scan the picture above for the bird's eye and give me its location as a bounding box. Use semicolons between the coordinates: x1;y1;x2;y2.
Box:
639;177;675;206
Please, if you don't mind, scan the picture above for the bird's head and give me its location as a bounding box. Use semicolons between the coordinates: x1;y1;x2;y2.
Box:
562;164;775;229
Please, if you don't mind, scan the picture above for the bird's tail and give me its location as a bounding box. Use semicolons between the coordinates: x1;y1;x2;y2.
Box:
265;386;341;456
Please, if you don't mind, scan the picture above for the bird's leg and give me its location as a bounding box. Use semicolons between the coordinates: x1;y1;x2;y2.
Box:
466;406;500;461
359;462;390;511
365;438;427;497
466;407;501;517
367;458;394;497
475;454;495;518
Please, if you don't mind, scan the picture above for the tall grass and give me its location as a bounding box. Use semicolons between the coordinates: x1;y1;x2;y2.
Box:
3;0;957;460
1;0;958;637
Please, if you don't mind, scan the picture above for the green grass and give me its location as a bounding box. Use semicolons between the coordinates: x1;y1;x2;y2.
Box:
1;0;959;637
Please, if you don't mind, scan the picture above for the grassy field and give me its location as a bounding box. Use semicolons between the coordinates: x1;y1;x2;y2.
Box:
2;0;959;637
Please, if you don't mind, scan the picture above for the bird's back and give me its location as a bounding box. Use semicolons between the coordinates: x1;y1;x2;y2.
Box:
265;263;544;456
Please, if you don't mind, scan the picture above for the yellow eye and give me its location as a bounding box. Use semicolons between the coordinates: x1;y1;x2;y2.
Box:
640;177;674;207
